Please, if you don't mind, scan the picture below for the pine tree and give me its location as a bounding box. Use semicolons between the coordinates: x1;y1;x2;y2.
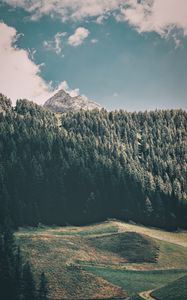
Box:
22;262;36;300
14;247;23;300
0;222;23;300
38;272;48;300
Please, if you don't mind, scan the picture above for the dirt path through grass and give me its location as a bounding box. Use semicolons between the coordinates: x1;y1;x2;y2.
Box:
139;290;156;300
116;222;187;247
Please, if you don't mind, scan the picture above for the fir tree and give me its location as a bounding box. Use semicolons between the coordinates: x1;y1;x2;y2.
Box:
22;262;36;300
38;272;48;300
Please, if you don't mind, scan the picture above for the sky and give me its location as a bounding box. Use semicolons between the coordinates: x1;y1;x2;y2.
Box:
0;0;187;111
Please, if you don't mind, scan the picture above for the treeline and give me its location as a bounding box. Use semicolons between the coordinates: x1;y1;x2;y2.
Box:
0;94;187;230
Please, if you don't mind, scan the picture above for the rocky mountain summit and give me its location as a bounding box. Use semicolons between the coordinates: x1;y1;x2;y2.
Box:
44;89;102;113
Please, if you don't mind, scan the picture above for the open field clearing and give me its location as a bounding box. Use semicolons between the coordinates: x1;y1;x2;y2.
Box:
16;221;187;299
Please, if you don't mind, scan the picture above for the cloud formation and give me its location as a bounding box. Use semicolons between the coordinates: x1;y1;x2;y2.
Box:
2;0;187;39
68;27;90;47
118;0;187;38
43;32;66;55
57;81;80;97
0;22;50;104
0;22;74;104
2;0;123;21
91;38;98;44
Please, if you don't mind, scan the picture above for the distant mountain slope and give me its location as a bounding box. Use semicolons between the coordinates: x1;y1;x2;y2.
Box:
44;89;102;113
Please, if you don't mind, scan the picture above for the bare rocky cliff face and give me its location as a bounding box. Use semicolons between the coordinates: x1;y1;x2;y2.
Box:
43;89;102;113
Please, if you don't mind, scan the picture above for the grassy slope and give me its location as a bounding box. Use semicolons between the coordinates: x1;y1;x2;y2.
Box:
83;267;187;296
16;221;187;299
151;275;187;300
116;222;187;248
86;232;159;263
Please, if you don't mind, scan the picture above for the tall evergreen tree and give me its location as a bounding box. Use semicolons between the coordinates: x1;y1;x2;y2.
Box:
22;262;36;300
38;272;48;300
0;221;36;300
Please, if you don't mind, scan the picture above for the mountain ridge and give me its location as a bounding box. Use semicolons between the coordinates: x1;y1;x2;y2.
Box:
43;89;102;113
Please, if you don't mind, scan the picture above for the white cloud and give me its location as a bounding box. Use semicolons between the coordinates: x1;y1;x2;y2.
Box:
118;0;187;38
0;22;71;105
56;81;91;100
173;35;182;49
91;38;98;44
95;14;109;24
43;32;66;55
2;0;187;41
2;0;124;22
28;48;37;60
57;81;80;97
68;27;90;47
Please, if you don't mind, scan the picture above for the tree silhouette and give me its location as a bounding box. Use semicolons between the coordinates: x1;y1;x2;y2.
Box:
38;272;48;300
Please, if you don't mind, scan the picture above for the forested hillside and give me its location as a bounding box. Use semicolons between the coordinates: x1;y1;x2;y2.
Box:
0;94;187;230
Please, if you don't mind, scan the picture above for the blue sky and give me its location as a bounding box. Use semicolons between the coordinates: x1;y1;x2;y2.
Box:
0;0;187;111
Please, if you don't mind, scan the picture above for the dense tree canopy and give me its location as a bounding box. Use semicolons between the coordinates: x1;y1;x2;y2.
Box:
0;220;37;300
0;94;187;230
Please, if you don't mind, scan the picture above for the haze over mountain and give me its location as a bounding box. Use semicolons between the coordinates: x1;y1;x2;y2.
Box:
44;89;102;113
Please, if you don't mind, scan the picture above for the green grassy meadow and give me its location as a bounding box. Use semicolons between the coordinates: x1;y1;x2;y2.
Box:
83;267;187;296
16;221;187;299
152;275;187;300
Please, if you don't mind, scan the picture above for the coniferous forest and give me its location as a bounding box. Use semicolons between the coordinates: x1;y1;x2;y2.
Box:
0;93;187;231
0;220;48;300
